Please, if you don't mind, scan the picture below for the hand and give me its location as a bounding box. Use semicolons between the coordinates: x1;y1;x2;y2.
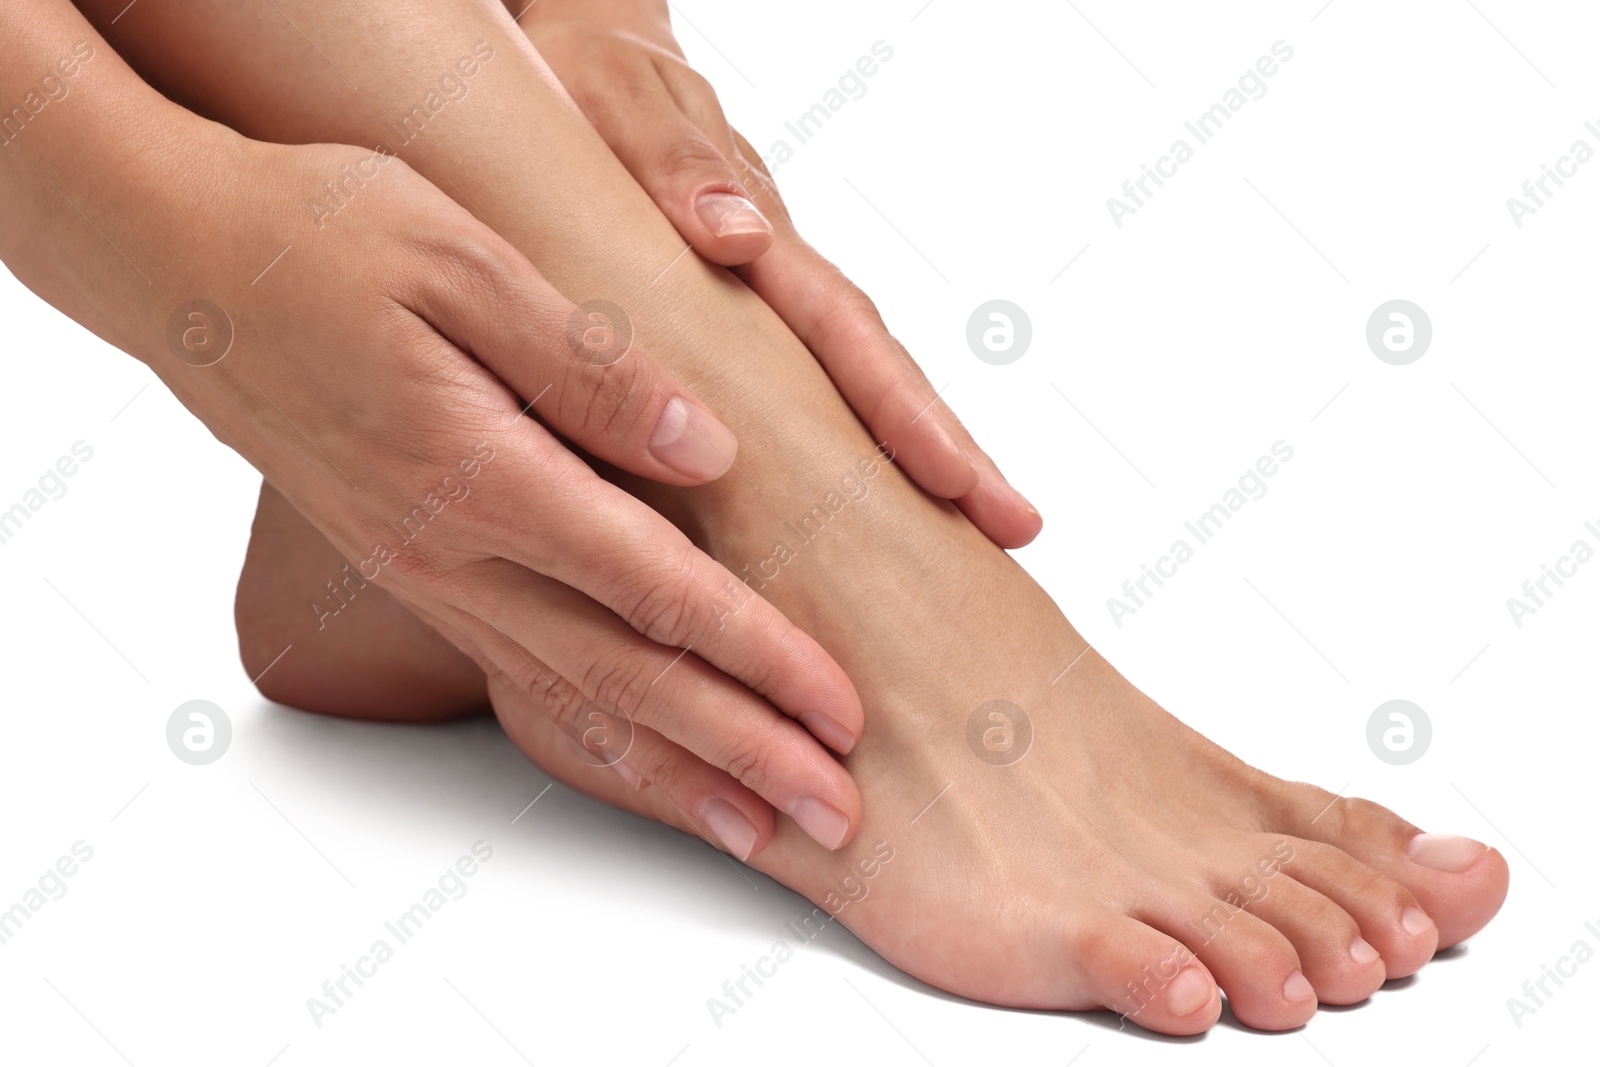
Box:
514;1;1043;548
15;117;864;859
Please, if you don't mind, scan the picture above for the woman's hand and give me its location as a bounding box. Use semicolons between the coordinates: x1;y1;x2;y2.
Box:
4;86;863;859
512;0;1043;548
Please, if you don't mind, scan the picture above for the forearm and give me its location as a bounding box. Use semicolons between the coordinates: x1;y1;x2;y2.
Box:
0;2;232;362
79;0;742;395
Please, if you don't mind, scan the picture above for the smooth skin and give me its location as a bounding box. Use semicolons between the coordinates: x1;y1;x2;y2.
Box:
90;0;1509;1036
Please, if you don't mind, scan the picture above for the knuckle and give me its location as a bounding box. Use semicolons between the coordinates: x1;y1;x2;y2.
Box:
578;646;658;720
621;557;714;648
657;134;734;184
565;352;651;445
718;739;773;793
532;671;593;734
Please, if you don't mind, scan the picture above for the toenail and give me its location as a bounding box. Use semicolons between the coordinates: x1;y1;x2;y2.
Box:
1407;832;1488;873
698;798;758;862
789;796;850;850
1283;970;1315;1001
1402;907;1435;937
1165;967;1212;1016
800;711;856;755
1350;938;1381;965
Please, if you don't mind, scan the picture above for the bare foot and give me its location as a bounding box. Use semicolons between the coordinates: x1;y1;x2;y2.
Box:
237;373;1508;1037
485;439;1509;1033
205;0;1508;1030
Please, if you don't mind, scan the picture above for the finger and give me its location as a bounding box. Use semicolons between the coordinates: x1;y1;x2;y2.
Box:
577;57;773;265
464;423;868;751
488;674;781;862
404;226;740;486
488;674;780;860
733;237;1043;546
444;555;861;851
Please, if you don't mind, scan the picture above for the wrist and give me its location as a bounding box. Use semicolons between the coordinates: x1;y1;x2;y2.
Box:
0;79;249;369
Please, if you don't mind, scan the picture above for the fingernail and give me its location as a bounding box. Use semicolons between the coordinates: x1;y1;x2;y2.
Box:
608;759;646;790
788;796;849;850
650;396;738;480
1402;907;1434;936
800;711;855;755
1350;938;1381;965
1165;967;1212;1016
696;191;771;237
1283;970;1315;1001
698;797;757;861
1407;832;1488;873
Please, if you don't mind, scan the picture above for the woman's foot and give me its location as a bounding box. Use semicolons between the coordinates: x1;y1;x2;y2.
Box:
236;397;1508;1037
484;470;1508;1035
209;3;1506;1029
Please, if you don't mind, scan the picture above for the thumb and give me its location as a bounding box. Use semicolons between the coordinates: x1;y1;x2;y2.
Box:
410;224;740;486
598;84;774;266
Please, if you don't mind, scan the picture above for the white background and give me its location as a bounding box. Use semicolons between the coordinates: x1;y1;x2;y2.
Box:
2;0;1597;1064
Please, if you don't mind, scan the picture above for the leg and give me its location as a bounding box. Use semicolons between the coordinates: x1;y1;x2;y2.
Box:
93;0;1508;1033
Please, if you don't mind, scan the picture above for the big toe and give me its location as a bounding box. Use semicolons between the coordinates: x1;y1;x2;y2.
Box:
1284;791;1510;948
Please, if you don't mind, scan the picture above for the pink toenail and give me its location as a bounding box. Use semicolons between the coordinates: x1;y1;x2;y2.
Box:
789;796;850;850
1407;832;1488;873
1402;907;1434;937
1350;938;1381;965
1283;970;1315;1001
1165;967;1212;1016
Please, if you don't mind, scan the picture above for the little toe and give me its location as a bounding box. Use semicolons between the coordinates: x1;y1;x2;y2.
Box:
1066;908;1222;1036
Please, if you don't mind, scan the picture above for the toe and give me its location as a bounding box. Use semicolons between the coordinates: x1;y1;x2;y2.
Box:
1064;909;1221;1036
1276;838;1437;978
1279;790;1510;948
1236;870;1387;1004
1139;892;1318;1031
